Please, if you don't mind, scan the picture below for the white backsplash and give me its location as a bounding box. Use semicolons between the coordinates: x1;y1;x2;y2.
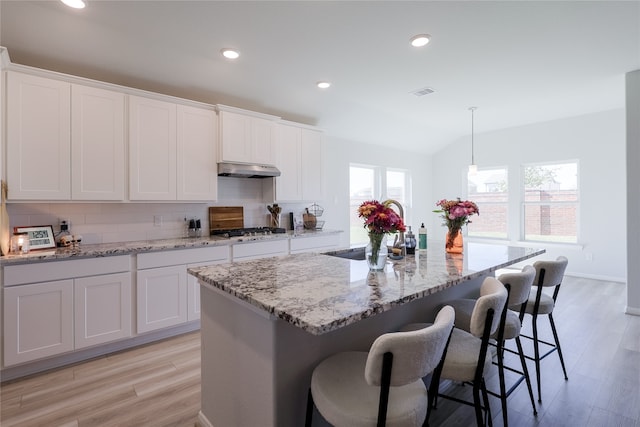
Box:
5;177;312;245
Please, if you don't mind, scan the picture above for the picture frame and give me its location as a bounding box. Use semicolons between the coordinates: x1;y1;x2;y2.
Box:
13;225;56;250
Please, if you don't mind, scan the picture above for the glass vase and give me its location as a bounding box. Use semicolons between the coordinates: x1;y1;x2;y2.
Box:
445;229;464;254
366;233;388;271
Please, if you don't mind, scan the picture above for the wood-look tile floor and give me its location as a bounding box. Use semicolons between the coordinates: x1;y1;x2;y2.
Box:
0;332;201;427
1;275;639;426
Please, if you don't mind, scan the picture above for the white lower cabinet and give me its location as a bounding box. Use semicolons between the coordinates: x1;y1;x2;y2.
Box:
2;256;131;367
74;272;132;349
3;280;74;366
136;265;187;334
1;235;340;370
136;246;230;333
186;261;211;321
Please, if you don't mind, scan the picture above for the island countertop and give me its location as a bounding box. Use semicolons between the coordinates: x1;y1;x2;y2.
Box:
188;241;544;335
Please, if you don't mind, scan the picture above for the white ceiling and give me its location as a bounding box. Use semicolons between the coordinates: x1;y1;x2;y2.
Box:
1;1;639;155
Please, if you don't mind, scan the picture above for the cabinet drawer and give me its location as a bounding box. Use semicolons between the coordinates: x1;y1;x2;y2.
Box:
232;239;288;260
290;234;339;253
3;256;131;286
137;245;230;270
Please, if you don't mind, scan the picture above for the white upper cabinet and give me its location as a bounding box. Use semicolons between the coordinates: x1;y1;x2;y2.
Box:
6;71;71;200
5;71;126;201
129;95;177;201
275;122;303;201
129;96;218;201
273;121;324;202
71;84;126;201
218;105;278;166
300;127;324;201
177;105;218;201
250;116;277;166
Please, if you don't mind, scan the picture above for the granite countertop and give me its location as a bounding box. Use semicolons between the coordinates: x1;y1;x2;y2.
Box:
188;242;545;335
0;229;342;265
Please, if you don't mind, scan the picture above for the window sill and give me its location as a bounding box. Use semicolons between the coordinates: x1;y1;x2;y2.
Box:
468;237;584;251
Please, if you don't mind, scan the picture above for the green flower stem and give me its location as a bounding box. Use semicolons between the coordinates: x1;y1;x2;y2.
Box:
369;232;384;265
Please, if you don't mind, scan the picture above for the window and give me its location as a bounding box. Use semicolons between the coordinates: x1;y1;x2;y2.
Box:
349;165;410;246
467;168;508;239
523;162;578;243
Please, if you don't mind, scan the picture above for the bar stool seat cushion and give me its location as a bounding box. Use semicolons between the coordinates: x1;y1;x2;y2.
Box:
514;288;555;314
499;309;522;340
311;351;428;427
400;322;492;384
441;328;492;382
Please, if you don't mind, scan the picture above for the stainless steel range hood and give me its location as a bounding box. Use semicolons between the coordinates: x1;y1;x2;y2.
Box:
217;162;281;178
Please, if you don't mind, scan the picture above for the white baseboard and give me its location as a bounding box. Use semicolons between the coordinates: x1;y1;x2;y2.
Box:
625;306;640;316
198;411;214;427
564;271;626;283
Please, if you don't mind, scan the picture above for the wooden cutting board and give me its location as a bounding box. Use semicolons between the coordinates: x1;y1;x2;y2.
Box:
209;206;244;232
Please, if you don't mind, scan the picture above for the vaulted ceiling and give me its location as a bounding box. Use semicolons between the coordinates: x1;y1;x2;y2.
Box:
1;1;638;154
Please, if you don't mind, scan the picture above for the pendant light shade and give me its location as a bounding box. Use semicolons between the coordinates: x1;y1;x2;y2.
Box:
468;107;478;176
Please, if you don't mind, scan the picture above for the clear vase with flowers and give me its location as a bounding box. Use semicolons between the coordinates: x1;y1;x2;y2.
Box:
433;198;479;253
358;200;406;270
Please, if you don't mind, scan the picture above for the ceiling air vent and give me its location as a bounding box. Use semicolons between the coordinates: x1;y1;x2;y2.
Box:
410;87;435;97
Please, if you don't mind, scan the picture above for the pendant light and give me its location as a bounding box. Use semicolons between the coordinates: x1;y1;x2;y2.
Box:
468;107;478;176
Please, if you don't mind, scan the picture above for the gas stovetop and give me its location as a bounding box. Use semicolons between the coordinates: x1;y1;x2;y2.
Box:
210;227;287;238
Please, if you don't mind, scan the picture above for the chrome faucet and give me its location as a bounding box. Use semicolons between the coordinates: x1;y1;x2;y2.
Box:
384;199;405;256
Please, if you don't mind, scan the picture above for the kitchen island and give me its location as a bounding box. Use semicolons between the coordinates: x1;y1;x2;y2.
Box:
188;242;544;427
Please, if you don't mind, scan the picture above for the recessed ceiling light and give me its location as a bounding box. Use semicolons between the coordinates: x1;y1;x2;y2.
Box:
60;0;85;8
317;81;331;89
221;49;240;60
410;34;431;47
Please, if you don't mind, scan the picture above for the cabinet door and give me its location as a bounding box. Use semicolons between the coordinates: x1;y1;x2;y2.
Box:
129;95;177;200
186;269;202;322
71;84;126;200
3;280;74;366
177;105;218;201
6;71;71;200
301;128;324;201
251;116;276;165
219;110;251;163
74;272;132;349
275;124;302;201
136;265;187;333
186;254;230;321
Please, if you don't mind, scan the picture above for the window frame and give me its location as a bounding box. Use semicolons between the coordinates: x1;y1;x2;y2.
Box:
466;166;509;240
349;163;412;246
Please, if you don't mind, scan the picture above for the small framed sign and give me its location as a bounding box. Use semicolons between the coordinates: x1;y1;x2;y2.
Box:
13;225;56;250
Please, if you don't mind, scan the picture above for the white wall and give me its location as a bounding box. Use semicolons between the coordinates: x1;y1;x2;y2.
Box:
432;109;627;281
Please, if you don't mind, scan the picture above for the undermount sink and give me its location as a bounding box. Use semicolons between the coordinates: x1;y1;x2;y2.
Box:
323;247;366;261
